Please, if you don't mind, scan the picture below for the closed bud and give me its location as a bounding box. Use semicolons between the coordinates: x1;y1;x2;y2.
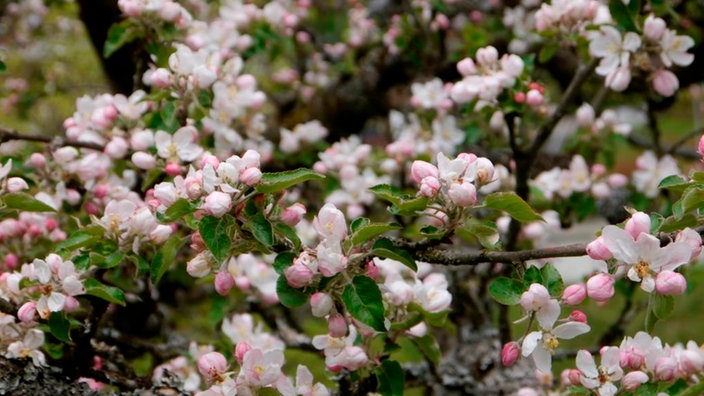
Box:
622;370;649;391
4;253;19;270
520;283;551;311
197;351;227;380
203;191;232;217
28;153;46;168
586;273;615;302
576;103;595;127
586;236;612;260
625;212;651;239
525;89;544;107
501;342;520;366
654;270;686;296
284;263;314;288
310;292;334;317
328;313;347;337
235;342;251;364
606;66;631;92
476;46;499;67
214;271;235;296
6;177;28;193
457;57;477;76
569;310;587;323
562;284;587;305
654;356;677;381
131;152;157;170
104;137;129;159
448;182;477;207
652;69;679;97
419;176;441;197
17;302;37;323
165;162;182;176
280;203;306;226
644;14;666;41
240;167;262;186
410;161;439;183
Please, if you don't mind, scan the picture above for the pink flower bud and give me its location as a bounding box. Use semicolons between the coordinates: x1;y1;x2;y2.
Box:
203;191;232;217
605;66;631;92
448;182;477;207
64;296;80;311
565;369;582;386
328;313;347;337
419;176;441;197
165;162;182;176
607;173;628;188
514;92;526;103
652;69;679;97
281;203;306;226
6;177;28;193
586;237;612;260
310;292;334;317
28;153;46;168
501;342;520;366
104;137;129;159
586;273;615;302
131;152;157;170
197;351;228;380
240;167;262;186
410;161;439;183
365;261;379;280
699;135;704;157
562;284;587;305
214;271;235;296
644;14;666;41
622;371;649;391
4;253;19;270
235;342;251;364
676;227;702;260
654;356;677;381
520;283;551;312
569;310;587;323
457;58;477;76
284;263;314;288
17;302;37;323
655;270;686;296
199;154;220;169
190;232;205;251
525;89;544;107
476;46;498;67
575;103;595;127
625;212;651;239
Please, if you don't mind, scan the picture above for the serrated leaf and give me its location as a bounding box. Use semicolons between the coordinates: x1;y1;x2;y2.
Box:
372;238;417;271
276;276;309;308
524;266;542;285
2;193;55;212
350;223;401;245
658;175;689;192
242;210;274;247
370;184;428;215
273;222;301;250
273;252;296;275
96;250;125;269
151;236;183;284
677;187;704;219
660;213;698;233
488;277;525;305
538;41;558;63
161;198;196;223
342;275;386;332
199;215;234;262
83;278;126;306
541;263;564;296
104;20;141;58
484;192;543;223
255;168;325;194
374;360;404;396
48;312;72;343
350;217;370;233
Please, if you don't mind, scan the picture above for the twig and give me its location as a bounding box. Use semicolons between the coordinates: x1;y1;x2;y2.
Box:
0;127;104;151
647;100;663;157
411;243;587;266
667;127;704;155
628;133;699;160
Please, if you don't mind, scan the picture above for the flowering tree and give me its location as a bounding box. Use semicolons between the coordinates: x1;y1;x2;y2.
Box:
1;0;704;395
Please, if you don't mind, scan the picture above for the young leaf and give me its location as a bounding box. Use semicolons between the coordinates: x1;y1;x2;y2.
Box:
540;263;565;296
255;168;325;194
55;231;101;252
103;20;142;58
83;279;126;306
342;275;387;332
48;312;72;343
273;252;296;275
2;193;56;212
276;276;309;308
242;210;274;247
161;198;196;223
413;334;442;365
350;217;371;233
350;222;401;245
456;219;500;249
372;238;417;271
484;192;543;223
374;360;405;396
151;236;183;284
608;0;639;32
488;277;525;305
198;215;234;262
524;266;542;286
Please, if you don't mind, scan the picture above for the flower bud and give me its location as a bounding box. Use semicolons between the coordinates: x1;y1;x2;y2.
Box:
284;263;314;288
365;261;379;280
281;203;307;226
644;14;666;41
586;236;612;260
447;182;477;207
29;153;46;168
625;212;651;239
310;292;334;317
328;313;347;337
525;89;544;107
606;66;631;92
17;302;37;323
410;161;439;184
654;356;677;381
235;341;251;364
652;69;679;97
214;271;235;296
676;227;702;260
520;283;551;312
6;177;28;193
165;162;182;176
104;137;129;159
197;351;227;380
655;270;686;296
569;310;587;323
240;167;262;186
699;135;704;156
131;152;157;170
576;103;595;128
457;57;477;76
561;369;581;386
419;176;441;197
64;296;80;311
562;284;587;305
501;342;520;366
186;253;211;278
622;371;649;391
476;46;498;67
501;54;524;77
586;273;615;302
203;191;232;217
4;253;19;270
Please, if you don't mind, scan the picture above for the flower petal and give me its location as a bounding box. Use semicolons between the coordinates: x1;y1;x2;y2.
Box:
553;322;590;339
532;344;552;373
603;226;638;264
536;299;560;330
576;350;598;378
522;331;542;356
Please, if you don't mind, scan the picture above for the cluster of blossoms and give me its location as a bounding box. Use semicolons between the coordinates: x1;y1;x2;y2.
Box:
385;109;468;161
117;0;193;27
533;0;607;33
588;15;694;95
376;258;452;316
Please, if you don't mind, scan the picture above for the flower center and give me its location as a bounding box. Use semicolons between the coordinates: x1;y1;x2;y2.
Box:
635;260;650;278
544;334;559;352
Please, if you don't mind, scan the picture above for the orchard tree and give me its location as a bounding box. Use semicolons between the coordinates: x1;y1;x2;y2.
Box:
1;0;704;395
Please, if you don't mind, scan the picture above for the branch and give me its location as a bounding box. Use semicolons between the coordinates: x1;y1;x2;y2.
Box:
0;127;105;151
666;127;704;156
628;132;699;160
412;243;588;266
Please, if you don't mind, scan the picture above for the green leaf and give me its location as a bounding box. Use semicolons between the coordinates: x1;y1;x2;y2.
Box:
374;360;405;396
0;60;6;72
488;277;525;305
255;168;325;194
276;276;309;308
541;263;565;296
2;193;55;212
83;278;126;306
652;293;674;320
274;222;301;250
242;209;274;248
658;175;689;193
159;100;181;132
48;312;72;343
350;223;401;245
456;219;500;249
342;275;387;332
350;217;371;233
538;41;559;63
151;236;183;284
484;192;543;223
369;184;429;215
103;20;141;58
273;252;296;275
161;198;196;223
55;230;102;252
95;250;125;269
660;213;698;233
413;334;441;365
609;0;639;32
676;382;704;396
198;215;235;262
677;187;704;219
524;266;542;285
372;238;417;271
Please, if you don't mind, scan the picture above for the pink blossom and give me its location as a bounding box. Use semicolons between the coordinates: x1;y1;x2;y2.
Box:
501;342;520;366
622;371;649;391
561;284;587;306
410;160;439;183
586;273;614;302
214;271;235;296
281;203;306;226
654;270;686;296
197;352;227;380
644;14;666;41
313;203;347;241
202;191;232;217
310;292;333;317
652;69;679;97
328;313;347;337
284;262;314;288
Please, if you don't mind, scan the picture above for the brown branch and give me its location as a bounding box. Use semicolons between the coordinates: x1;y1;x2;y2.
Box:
666;127;704;156
0;127;105;151
412;243;588;266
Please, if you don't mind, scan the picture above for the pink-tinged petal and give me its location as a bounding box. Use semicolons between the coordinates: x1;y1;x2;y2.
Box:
623;32;642;52
602;226;638;264
641;275;655;293
654;241;692;271
580;375;600;389
576;350;598;378
635;233;661;263
532;344;552;373
47;292;66;312
601;347;621;371
627;267;642;282
671;52;694;67
598;382;618;396
553;322;590;339
522;331;542;356
536;299;560;330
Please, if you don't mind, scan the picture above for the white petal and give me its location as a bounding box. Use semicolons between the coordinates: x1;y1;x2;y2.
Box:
47;292;66;312
532;344;552;373
603;226;638;264
599;382;618;396
655;241;691;271
553;322;590;339
536;299;560;330
641;275;655;293
522;331;542;356
576;350;598;378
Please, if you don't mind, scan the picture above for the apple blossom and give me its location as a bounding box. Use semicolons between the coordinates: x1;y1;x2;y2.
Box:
586;273;615;302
